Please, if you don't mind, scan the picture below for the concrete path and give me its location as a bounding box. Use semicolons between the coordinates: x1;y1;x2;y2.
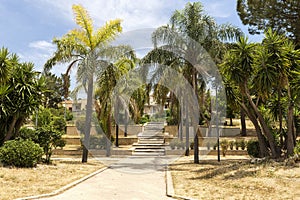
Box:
39;156;176;200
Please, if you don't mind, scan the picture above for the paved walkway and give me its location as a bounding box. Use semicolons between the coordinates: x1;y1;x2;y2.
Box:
39;156;176;200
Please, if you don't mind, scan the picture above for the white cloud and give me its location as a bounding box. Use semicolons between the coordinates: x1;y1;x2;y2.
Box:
26;0;182;31
29;40;55;51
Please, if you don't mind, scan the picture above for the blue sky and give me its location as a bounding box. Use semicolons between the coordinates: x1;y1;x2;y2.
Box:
0;0;263;76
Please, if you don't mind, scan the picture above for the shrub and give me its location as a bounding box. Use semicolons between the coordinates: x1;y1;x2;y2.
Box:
18;127;38;141
294;140;300;156
139;116;149;124
36;126;65;164
247;140;260;158
220;140;229;156
240;139;247;150
170;139;185;149
0;139;43;167
234;140;239;150
229;141;234;150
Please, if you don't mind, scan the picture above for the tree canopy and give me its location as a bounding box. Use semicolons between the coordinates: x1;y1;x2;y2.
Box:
237;0;300;46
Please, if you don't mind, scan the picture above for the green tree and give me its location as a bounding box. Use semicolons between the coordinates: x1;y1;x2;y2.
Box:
94;54;137;156
237;0;300;46
45;4;122;162
143;2;241;163
42;72;65;108
221;30;300;158
0;50;45;144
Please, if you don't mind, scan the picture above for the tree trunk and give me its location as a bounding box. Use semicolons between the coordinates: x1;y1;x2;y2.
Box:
287;85;295;156
115;101;119;147
4;115;18;141
82;77;93;163
278;88;284;147
124;109;128;137
244;85;279;158
240;103;269;157
194;127;199;164
14;117;25;138
106;114;112;157
185;97;189;156
240;107;247;136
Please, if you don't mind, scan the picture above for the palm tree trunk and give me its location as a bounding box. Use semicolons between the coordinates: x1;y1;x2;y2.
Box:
244;85;279;158
240;107;247;136
287;86;295;156
185;96;189;156
278;88;284;147
240;103;269;157
106;114;112;157
124;109;128;137
4;115;18;141
82;77;93;163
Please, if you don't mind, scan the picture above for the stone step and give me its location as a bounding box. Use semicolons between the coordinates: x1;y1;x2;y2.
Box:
132;152;165;156
132;143;168;147
134;148;165;153
138;140;164;144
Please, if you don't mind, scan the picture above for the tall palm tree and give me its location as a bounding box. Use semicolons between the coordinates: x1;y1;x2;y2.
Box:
44;4;123;162
143;2;241;163
94;55;137;156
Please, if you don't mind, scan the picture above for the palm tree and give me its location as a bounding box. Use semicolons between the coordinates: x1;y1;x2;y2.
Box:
94;54;138;156
44;4;123;162
221;36;274;157
143;2;241;163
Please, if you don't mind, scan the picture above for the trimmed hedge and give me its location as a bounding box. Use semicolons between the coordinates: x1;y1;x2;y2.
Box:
0;139;43;167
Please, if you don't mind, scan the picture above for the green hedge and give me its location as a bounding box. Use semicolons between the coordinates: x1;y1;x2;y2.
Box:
247;140;260;158
0;139;43;167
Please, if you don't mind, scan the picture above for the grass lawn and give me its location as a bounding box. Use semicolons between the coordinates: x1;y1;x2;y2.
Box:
170;156;300;200
0;159;104;200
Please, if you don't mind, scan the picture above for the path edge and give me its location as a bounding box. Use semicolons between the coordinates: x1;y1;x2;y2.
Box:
165;165;197;200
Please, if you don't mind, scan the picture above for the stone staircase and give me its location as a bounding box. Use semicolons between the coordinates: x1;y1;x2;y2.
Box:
131;122;168;156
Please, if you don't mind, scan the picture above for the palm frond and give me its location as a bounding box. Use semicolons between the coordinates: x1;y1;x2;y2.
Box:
72;4;94;47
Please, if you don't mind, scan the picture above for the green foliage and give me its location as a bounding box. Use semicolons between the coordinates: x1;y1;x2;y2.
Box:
0;139;43;167
234;140;240;150
35;126;65;164
169;138;185;149
247;140;260;158
0;48;46;143
294;140;300;156
229;140;234;150
42;72;65;108
89;135;106;149
18;127;38;141
237;0;300;45
220;140;229;156
240;139;247;150
139;116;149;124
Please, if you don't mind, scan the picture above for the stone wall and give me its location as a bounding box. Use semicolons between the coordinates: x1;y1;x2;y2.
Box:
164;125;241;138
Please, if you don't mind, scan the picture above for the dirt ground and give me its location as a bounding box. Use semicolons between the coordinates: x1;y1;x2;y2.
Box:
170;156;300;200
0;159;104;200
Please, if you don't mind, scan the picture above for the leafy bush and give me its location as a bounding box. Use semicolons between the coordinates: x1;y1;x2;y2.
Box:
220;140;229;156
294;140;300;156
139;116;149;124
240;139;247;150
18;127;38;141
170;139;185;149
247;140;260;158
234;140;239;150
89;135;106;149
0;139;43;167
36;126;65;164
229;141;234;150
